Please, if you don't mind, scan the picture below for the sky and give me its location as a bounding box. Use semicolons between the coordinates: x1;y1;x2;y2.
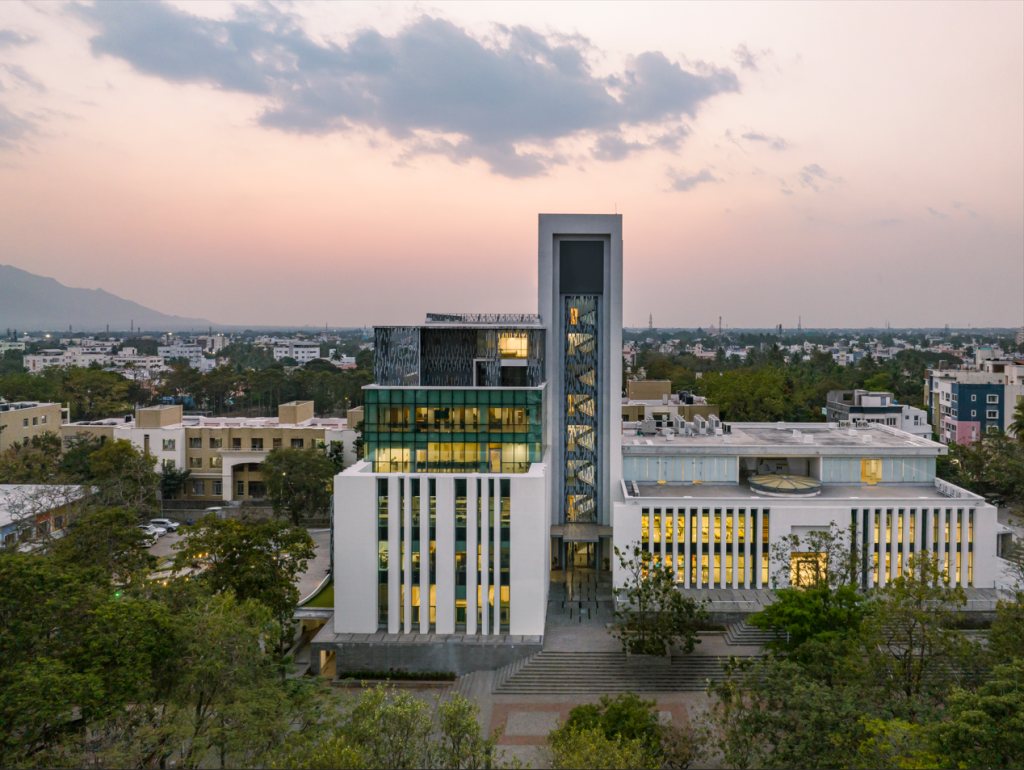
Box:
0;1;1022;329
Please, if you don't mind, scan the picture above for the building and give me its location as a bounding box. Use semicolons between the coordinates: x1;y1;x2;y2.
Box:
621;381;719;430
925;364;1024;444
320;213;1013;676
0;341;26;354
24;349;68;372
825;389;930;438
274;340;322;364
61;402;357;502
157;343;205;368
1;484;88;549
1015;327;1024;346
614;421;1005;590
0;401;68;452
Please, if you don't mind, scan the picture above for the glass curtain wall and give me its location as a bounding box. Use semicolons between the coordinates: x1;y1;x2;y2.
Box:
365;388;542;473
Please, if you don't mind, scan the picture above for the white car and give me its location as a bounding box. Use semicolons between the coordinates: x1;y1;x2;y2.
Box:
149;518;180;533
137;524;167;539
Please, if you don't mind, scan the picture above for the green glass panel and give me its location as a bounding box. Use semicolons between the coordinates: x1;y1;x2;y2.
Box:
441;390;452;406
428;391;439;406
416;389;428;404
366;390;377;404
405;389;416;404
453;390;465;405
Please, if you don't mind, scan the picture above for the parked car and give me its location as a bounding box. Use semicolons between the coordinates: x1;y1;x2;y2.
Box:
137;523;167;539
149;518;180;533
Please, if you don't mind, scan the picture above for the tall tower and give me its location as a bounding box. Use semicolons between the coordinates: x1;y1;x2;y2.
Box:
538;214;623;530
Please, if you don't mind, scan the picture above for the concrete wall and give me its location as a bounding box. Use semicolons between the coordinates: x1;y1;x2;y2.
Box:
333;464;378;633
0;403;63;452
279;401;315;425
627;380;672;400
510;468;549;636
312;637;543;676
136;405;183;429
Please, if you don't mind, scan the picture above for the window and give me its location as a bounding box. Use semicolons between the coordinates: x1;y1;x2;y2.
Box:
971;394;977;402
971;410;977;417
315;439;326;449
987;425;1000;434
40;415;46;424
189;437;202;448
191;480;205;495
951;409;958;418
22;418;27;427
987;409;999;419
232;438;241;449
291;438;304;448
162;459;175;470
987;394;999;404
248;481;266;499
189;456;202;468
212;480;222;496
237;480;245;496
273;437;282;448
862;459;882;485
163;439;175;451
32;416;38;426
251;438;263;450
210;456;222;468
210;437;223;449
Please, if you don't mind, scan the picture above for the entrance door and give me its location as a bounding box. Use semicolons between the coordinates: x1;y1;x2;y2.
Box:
567;542;595;569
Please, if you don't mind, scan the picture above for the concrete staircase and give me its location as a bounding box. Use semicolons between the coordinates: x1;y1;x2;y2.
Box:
724;621;783;647
548;569;614;624
449;669;494;702
492;651;745;694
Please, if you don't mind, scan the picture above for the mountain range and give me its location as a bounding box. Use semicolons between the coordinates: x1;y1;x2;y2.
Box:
0;264;217;332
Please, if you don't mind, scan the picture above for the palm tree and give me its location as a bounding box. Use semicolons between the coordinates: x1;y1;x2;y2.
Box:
1010;399;1024;442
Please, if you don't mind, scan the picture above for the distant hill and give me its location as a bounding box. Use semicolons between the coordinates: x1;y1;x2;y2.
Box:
0;264;217;332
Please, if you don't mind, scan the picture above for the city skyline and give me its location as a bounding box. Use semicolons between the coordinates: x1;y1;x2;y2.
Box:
1;1;1022;328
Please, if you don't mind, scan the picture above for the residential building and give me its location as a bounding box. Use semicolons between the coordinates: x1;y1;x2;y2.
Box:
61;402;358;502
1015;327;1024;346
274;340;322;364
825;389;931;438
157;343;204;368
0;401;68;452
0;341;26;354
925;364;1024;443
24;349;68;372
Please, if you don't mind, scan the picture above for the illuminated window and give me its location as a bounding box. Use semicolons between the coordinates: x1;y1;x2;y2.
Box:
862;459;882;485
790;552;828;587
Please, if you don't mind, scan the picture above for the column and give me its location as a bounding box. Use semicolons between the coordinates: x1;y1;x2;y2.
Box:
717;510;725;587
418;481;430;635
387;476;401;635
403;479;412;634
466;480;478;636
924;507;934;567
481;481;490;635
732;509;739;589
755;508;764;589
683;508;691;589
434;477;455;635
952;509;961;587
901;509;910;579
877;509;887;589
939;509;949;584
866;508;876;589
959;510;968;588
493;483;502;636
696;510;703;589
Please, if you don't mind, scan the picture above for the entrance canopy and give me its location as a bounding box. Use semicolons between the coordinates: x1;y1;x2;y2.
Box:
550;523;612;542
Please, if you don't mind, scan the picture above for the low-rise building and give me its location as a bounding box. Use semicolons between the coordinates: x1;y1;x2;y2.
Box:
825;389;930;438
61;401;359;503
0;484;88;549
925;364;1024;444
274;340;322;364
0;401;68;452
157;343;204;368
621;380;719;429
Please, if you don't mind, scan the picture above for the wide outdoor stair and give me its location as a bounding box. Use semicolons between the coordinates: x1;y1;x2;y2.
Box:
548;570;615;624
493;651;751;694
725;621;783;647
449;669;493;702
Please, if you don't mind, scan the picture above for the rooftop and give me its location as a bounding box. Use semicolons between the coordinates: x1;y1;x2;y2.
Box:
632;480;984;502
424;312;542;326
622;422;944;456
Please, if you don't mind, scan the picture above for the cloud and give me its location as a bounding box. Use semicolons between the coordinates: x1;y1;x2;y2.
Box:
2;64;45;93
927;206;948;219
741;131;787;151
733;43;770;71
667;167;719;192
0;103;38;150
0;30;35;49
73;3;739;177
797;163;840;192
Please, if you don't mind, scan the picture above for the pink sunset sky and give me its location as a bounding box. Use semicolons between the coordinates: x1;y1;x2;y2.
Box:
0;1;1021;329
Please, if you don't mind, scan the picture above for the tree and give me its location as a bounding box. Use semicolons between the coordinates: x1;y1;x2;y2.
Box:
89;438;160;516
328;440;345;473
262;446;335;525
54;506;154;584
546;726;656;770
172;515;316;655
749;584;865;656
353;420;365;460
611;544;708;655
768;520;860;590
1010;398;1024;442
930;659;1024;769
159;464;192;500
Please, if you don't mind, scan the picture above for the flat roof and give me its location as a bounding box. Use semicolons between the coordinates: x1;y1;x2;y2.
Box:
622;422;944;457
634;481;984;503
